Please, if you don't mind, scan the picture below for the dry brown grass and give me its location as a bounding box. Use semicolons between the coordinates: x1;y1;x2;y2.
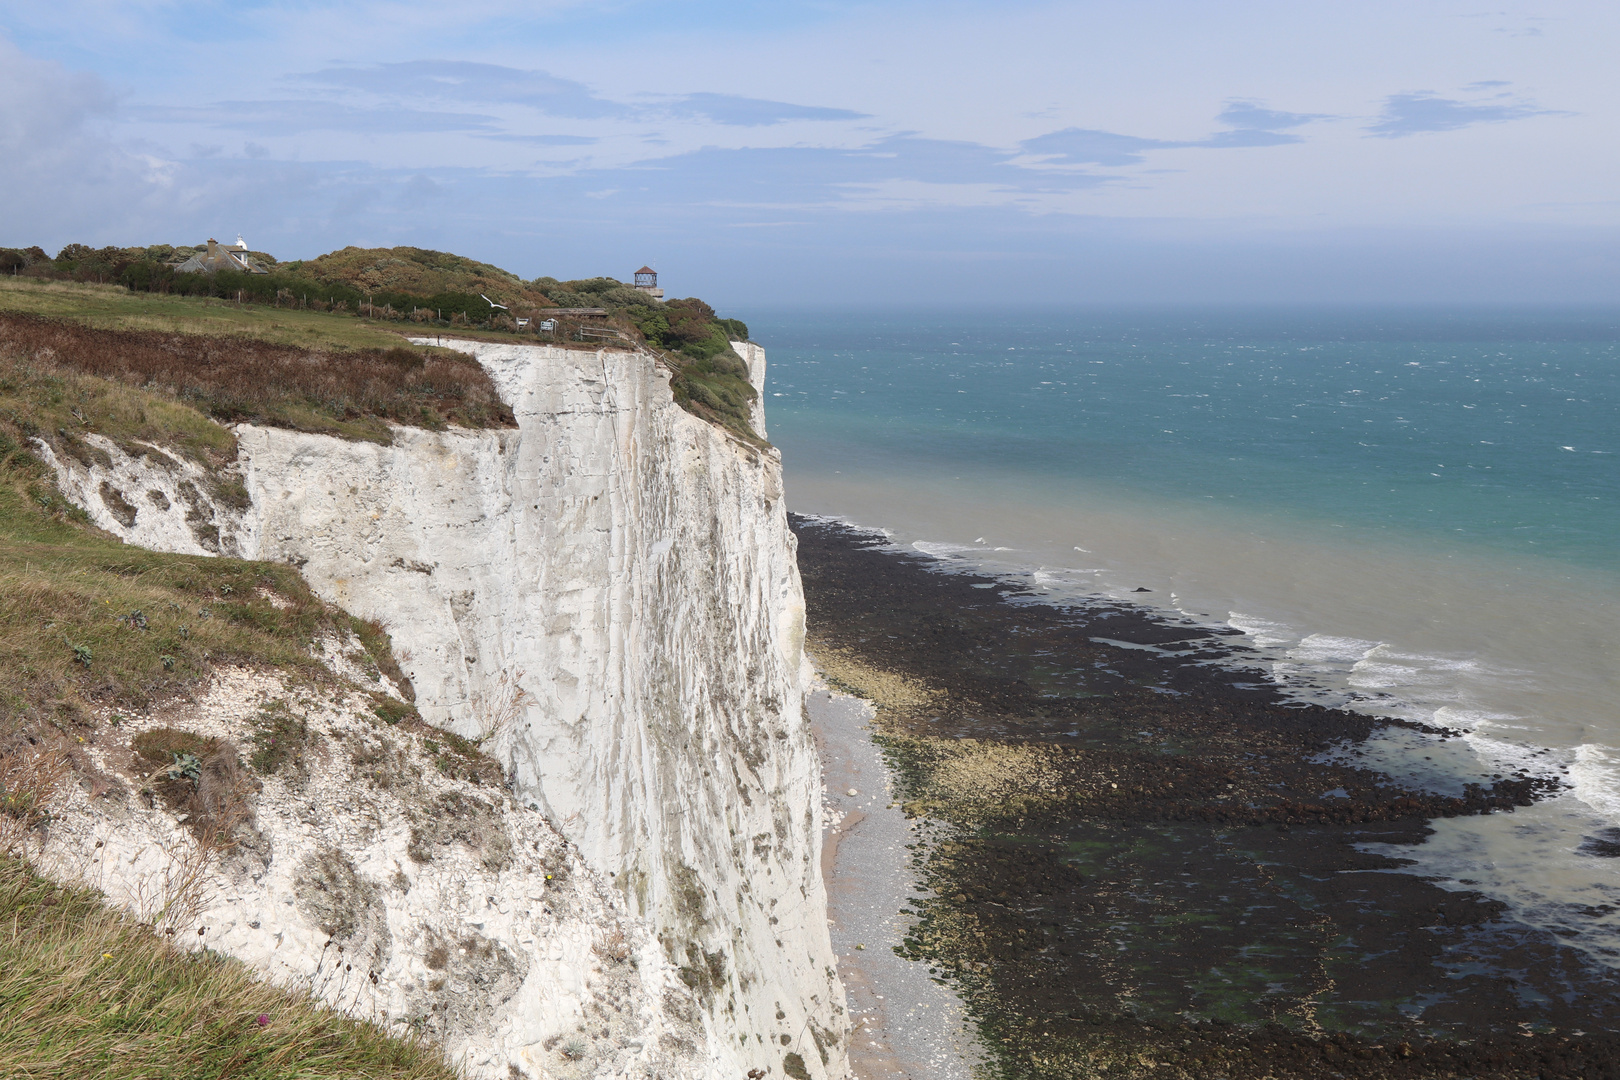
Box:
0;311;513;445
0;737;70;858
470;668;533;750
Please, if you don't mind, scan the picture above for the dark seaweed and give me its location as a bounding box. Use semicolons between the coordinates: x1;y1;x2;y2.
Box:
794;513;1620;1080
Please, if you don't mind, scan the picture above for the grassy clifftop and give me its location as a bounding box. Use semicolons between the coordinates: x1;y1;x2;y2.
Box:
0;309;514;446
2;243;766;444
0;277;420;352
291;246;556;310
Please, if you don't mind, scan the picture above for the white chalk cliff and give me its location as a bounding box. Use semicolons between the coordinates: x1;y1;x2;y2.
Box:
41;339;847;1079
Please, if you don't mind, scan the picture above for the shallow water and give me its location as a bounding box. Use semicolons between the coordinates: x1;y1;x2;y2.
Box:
758;306;1620;966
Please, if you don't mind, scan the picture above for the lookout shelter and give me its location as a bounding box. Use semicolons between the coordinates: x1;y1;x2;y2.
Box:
633;266;663;300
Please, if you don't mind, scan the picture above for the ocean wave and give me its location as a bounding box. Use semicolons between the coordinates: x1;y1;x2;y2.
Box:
911;540;979;559
1430;705;1530;733
1032;568;1105;590
1226;612;1296;649
1570;744;1620;818
1350;646;1487;693
1289;633;1383;664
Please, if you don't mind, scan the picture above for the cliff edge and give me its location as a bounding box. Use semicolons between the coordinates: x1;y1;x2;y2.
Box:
40;338;848;1079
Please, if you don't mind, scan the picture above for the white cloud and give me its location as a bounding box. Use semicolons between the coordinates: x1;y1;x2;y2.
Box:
2;2;1619;300
0;36;170;244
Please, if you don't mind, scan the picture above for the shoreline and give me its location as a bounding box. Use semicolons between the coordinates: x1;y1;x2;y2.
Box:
812;685;982;1080
794;512;1620;1079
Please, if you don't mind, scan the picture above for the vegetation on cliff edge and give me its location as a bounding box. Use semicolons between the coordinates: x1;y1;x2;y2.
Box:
2;244;764;445
0;332;457;1080
0;310;514;446
0;353;409;751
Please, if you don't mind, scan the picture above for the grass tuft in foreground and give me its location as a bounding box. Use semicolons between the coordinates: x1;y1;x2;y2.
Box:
0;854;459;1080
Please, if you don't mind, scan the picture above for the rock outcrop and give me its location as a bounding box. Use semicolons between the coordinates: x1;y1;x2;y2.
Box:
41;340;847;1079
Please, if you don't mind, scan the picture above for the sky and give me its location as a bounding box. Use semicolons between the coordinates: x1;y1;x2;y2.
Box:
1;0;1616;306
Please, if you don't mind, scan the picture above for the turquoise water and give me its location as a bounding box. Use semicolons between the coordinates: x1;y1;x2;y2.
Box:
757;307;1619;571
756;306;1620;966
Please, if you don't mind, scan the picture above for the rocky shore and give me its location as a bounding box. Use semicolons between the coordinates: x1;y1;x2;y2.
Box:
793;514;1620;1080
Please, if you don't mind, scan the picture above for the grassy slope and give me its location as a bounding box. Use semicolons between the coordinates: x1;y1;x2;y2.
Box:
0;855;457;1080
0;353;412;745
0;277;421;352
0;316;456;1076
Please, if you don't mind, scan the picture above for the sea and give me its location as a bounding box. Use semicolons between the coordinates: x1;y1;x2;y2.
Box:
754;305;1620;966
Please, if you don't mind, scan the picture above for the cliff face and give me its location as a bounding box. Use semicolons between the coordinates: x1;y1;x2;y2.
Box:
41;665;712;1079
44;340;846;1079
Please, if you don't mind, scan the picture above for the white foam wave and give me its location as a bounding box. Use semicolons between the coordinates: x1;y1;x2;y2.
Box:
911;540;978;558
1432;706;1524;734
1290;634;1384;666
1569;744;1620;818
1460;729;1568;779
1227;612;1296;649
1032;568;1105;590
1349;646;1487;693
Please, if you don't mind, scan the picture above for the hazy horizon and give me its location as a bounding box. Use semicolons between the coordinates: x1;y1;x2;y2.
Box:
3;1;1616;307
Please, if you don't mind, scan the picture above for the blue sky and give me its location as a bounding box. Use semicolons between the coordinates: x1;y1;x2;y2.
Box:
1;0;1615;305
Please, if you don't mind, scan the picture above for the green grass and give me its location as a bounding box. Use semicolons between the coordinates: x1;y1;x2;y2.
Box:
0;347;408;742
0;276;607;354
0;476;356;729
0;277;422;352
0;318;454;1079
0;855;459;1080
0;275;767;447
